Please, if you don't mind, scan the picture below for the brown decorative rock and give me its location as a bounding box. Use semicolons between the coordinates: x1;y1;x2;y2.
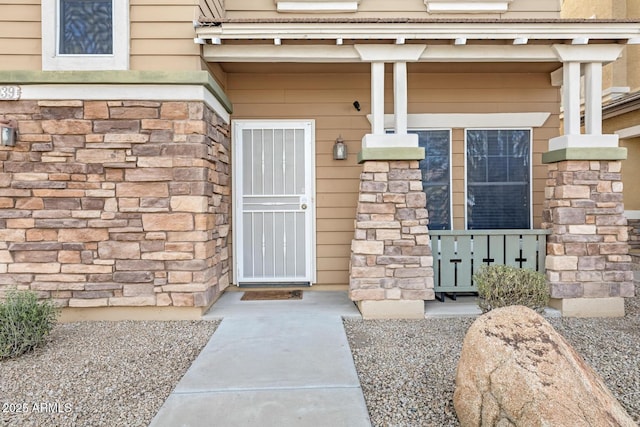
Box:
454;305;635;427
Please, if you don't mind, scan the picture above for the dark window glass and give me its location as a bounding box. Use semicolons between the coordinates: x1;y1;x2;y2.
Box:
60;0;113;55
466;129;530;229
415;130;451;230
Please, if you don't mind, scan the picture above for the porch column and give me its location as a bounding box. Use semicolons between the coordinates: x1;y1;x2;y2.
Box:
350;44;432;319
371;61;385;135
584;62;603;135
394;61;408;135
543;45;633;317
562;61;581;136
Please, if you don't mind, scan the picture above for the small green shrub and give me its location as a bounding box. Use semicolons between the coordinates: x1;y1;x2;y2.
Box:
474;265;549;314
0;290;59;359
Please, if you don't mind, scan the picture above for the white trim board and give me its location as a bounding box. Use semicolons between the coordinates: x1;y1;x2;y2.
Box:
203;44;560;63
625;210;640;220
277;1;359;13
19;84;230;124
368;113;551;129
425;0;513;14
616;125;640;139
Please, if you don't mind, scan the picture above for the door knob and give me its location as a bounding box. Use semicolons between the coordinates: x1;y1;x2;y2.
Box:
301;203;307;210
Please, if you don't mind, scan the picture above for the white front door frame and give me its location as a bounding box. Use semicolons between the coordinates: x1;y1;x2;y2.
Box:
232;119;316;285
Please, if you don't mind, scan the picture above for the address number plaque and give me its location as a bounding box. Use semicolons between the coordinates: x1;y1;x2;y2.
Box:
0;86;21;101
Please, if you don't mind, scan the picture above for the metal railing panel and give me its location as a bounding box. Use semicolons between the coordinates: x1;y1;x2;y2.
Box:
431;229;549;295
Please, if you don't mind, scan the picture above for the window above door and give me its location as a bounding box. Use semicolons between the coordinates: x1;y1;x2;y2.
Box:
42;0;129;70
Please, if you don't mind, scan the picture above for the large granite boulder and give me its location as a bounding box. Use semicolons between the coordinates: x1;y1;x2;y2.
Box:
453;305;635;426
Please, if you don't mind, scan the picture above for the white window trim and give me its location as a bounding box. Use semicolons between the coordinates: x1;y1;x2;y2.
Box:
463;128;533;231
425;0;513;14
372;113;550;130
276;0;360;13
42;0;129;71
409;128;454;231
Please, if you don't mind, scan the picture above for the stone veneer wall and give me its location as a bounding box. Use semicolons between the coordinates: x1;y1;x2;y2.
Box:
543;160;634;300
349;160;434;301
0;99;231;309
628;218;640;251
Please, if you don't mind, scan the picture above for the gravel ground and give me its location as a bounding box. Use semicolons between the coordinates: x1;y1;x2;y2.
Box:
1;293;638;427
0;320;218;427
344;289;640;427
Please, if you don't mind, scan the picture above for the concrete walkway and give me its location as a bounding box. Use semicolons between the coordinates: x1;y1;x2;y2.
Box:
149;291;371;427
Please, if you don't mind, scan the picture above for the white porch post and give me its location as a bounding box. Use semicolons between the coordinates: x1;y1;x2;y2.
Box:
549;44;623;150
562;61;582;136
394;61;408;135
371;61;385;135
355;44;425;149
584;62;603;135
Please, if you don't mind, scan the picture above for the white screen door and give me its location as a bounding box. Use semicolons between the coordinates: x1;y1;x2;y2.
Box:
233;120;316;284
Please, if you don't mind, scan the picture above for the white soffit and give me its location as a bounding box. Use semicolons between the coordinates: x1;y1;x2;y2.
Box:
203;44;561;63
425;0;513;14
276;0;359;13
366;113;551;129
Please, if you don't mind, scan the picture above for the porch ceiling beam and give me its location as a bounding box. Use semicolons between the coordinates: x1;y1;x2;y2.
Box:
202;44;562;63
195;22;640;42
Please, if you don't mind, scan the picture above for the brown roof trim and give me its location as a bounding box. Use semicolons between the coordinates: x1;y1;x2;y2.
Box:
198;17;640;26
603;91;640;119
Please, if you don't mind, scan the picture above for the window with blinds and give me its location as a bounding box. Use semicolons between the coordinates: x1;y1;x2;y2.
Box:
414;130;451;230
466;129;531;230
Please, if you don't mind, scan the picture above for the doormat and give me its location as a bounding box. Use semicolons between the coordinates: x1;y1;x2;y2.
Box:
241;290;303;301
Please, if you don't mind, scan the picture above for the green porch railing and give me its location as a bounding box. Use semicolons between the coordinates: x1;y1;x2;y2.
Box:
430;229;549;299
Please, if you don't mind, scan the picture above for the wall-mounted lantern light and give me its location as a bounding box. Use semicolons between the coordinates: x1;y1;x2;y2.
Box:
0;120;17;147
333;135;347;160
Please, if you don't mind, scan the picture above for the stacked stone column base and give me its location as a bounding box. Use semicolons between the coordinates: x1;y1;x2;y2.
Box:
543;159;634;317
349;160;434;319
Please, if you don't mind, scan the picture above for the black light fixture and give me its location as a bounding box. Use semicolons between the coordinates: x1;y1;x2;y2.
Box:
333;135;347;160
353;100;361;111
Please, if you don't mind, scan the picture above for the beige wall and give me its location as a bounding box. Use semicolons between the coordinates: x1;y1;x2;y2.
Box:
602;112;640;211
0;1;205;72
225;65;560;286
225;0;560;19
0;1;41;70
130;1;202;71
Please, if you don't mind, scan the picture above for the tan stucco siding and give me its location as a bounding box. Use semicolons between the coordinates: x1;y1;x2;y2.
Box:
0;2;41;70
225;0;560;19
602;111;640;211
227;68;559;286
620;138;640;211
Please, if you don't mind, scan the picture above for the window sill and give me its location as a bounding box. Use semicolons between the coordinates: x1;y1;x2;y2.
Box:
425;0;513;14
